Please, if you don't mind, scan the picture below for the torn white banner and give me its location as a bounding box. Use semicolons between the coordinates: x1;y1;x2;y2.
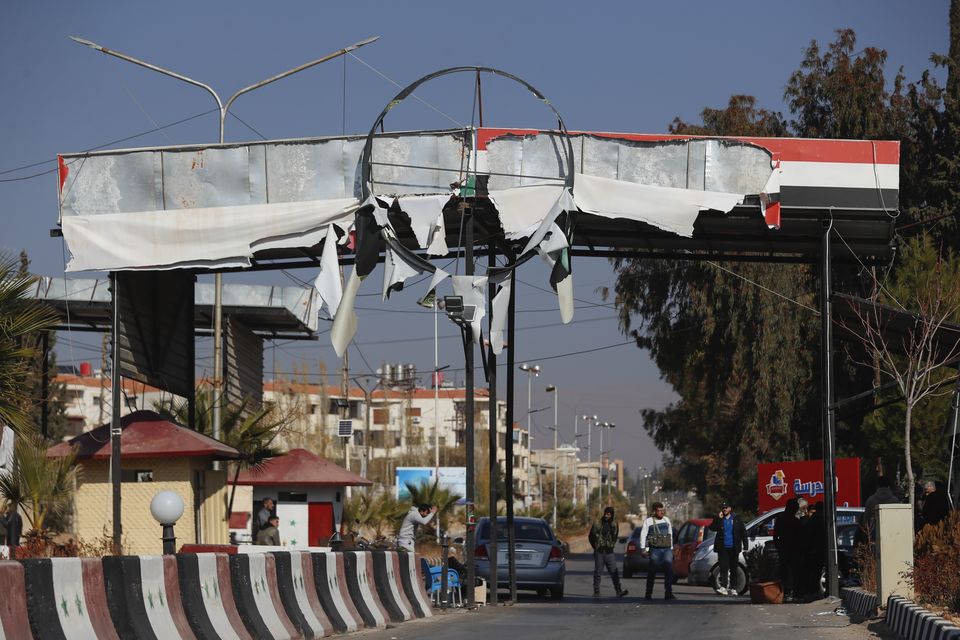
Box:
396;194;450;255
313;226;343;317
363;195;392;229
382;247;422;300
61;197;359;272
331;268;362;358
489;272;512;355
519;189;575;257
426;268;451;296
488;183;566;240
573;173;744;237
536;243;575;325
451;274;489;344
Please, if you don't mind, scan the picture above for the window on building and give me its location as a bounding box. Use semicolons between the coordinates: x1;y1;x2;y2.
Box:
121;469;153;482
353;431;364;446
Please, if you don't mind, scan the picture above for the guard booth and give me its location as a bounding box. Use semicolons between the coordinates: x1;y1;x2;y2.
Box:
233;448;371;547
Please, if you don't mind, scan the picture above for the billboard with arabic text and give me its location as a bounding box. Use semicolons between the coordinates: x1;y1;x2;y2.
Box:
757;458;860;513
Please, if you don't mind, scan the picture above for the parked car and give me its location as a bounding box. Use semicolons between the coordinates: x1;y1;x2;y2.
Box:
473;516;566;599
672;518;713;579
688;506;864;594
622;526;652;579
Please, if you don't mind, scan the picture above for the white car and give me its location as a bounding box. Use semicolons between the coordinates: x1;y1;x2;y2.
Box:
687;506;864;594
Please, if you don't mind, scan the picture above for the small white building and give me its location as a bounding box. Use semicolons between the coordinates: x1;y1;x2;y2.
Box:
233;448;371;548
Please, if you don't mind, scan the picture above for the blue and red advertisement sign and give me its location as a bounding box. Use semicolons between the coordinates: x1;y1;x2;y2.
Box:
757;458;861;513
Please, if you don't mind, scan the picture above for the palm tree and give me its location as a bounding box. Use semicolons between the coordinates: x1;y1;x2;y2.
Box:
154;386;291;518
0;433;78;532
0;253;58;435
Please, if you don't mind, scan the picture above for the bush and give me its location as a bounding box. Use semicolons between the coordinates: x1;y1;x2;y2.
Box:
908;511;960;614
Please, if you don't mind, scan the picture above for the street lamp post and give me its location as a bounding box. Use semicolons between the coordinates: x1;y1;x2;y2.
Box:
598;422;615;503
519;364;541;503
546;384;558;529
72;34;380;551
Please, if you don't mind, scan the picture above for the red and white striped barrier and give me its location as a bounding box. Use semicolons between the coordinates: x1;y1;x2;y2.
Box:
0;561;32;640
397;553;432;618
229;552;301;640
21;557;120;640
311;553;363;633
102;555;196;639
342;551;389;628
177;553;253;640
272;551;333;639
371;551;414;622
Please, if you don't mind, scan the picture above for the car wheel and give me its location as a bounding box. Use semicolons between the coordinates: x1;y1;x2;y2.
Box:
550;587;564;600
710;565;747;594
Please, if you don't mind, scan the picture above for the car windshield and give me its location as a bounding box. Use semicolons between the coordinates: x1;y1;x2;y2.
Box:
477;520;554;542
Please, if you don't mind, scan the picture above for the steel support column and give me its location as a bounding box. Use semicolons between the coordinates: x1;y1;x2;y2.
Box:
464;210;476;607
109;272;123;552
487;244;499;605
821;220;839;598
505;262;518;602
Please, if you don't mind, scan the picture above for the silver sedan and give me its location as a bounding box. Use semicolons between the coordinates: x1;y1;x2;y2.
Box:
473;516;566;599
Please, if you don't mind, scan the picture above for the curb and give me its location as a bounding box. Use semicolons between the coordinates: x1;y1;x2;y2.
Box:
841;586;879;618
886;596;960;640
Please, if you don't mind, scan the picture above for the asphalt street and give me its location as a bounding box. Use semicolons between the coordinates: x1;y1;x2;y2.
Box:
355;554;890;640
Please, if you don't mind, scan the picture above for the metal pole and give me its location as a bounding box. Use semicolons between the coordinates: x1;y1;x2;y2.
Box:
435;298;441;542
947;377;960;508
599;426;604;505
553;390;558;529
527;373;533;502
573;415;579;507
821;219;840;598
109;272;123;552
40;332;49;439
464;209;476;608
487;243;498;606
505;264;518;602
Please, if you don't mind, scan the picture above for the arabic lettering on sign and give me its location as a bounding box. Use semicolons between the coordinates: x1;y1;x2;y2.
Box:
793;478;824;498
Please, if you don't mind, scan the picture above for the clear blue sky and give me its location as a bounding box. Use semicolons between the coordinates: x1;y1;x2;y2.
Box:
0;1;949;477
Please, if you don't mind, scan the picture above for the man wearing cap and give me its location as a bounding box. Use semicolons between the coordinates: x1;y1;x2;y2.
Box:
588;506;628;598
710;501;747;595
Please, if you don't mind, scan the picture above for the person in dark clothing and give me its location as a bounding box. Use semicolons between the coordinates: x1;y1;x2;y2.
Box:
709;501;748;595
773;498;803;601
0;504;22;547
588;506;628;598
801;500;826;599
253;497;275;538
919;481;950;530
256;515;280;546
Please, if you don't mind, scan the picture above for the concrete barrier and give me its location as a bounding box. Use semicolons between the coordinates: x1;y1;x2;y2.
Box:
229;552;301;640
371;551;414;622
841;587;878;619
102;555;196;639
341;551;389;629
21;557;120;640
177;553;253;640
271;551;333;639
397;553;432;618
0;561;33;640
310;553;363;633
885;596;960;640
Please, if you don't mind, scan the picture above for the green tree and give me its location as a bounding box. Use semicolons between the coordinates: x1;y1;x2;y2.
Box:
0;433;78;532
403;479;461;534
0;252;59;435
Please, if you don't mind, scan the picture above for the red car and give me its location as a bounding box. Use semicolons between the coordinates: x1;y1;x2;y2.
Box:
672;518;712;579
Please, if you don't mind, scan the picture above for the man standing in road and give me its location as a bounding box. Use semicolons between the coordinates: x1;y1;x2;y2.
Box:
398;503;437;552
773;498;803;601
640;502;675;600
589;506;628;598
710;501;747;595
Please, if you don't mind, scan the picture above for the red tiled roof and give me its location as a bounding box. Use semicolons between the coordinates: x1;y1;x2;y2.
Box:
232;448;372;487
47;410;240;460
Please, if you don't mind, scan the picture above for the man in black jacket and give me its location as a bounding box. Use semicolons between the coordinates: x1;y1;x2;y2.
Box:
588;506;628;598
710;501;748;595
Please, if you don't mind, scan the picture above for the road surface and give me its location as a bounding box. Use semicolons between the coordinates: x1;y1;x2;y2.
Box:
356;553;889;640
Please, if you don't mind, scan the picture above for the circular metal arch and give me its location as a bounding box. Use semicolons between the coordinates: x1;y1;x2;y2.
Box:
359;66;575;200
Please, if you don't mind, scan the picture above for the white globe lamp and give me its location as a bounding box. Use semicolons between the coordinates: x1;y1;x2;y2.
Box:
150;491;184;554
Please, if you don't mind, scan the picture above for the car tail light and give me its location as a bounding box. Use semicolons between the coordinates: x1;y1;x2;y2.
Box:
626;542;637;554
475;545;488;558
549;546;563;562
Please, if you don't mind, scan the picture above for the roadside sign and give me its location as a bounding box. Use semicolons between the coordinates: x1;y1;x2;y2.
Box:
757;458;861;513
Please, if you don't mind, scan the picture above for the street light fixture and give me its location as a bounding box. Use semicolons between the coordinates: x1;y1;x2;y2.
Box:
597;422;616;503
72;34;381;551
150;490;184;555
545;384;559;529
519;364;541;503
